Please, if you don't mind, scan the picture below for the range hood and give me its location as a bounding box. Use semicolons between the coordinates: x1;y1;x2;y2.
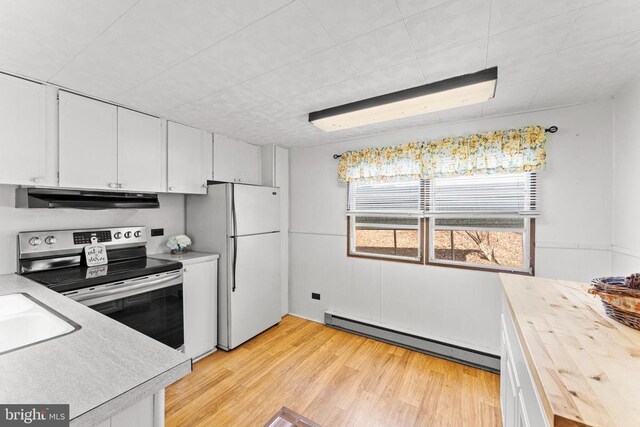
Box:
16;188;160;209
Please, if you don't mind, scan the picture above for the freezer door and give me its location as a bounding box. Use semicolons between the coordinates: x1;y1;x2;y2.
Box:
228;232;281;349
232;184;280;236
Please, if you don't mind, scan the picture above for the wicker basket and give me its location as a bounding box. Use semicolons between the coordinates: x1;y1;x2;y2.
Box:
589;277;640;330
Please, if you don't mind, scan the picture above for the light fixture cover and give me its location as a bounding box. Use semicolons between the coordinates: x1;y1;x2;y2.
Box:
309;67;498;132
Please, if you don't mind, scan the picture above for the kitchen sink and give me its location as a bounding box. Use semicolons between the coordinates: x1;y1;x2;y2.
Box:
0;293;80;355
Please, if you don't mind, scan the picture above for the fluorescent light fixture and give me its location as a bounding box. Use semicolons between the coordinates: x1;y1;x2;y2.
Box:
309;67;498;132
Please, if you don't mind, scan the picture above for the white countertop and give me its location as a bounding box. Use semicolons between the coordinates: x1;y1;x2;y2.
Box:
150;251;219;266
0;274;191;426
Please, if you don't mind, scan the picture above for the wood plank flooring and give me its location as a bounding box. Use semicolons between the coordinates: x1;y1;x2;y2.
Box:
165;315;501;427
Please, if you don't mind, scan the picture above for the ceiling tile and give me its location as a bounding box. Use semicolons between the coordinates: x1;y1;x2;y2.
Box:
51;0;239;97
360;59;425;94
564;1;640;48
542;32;640;79
118;32;283;107
529;66;611;108
405;0;491;55
584;82;625;103
190;82;276;119
207;0;294;27
489;0;600;35
303;0;401;43
487;12;577;69
482;80;540;117
600;52;640;87
396;0;451;18
418;38;487;83
248;47;358;99
0;0;137;81
114;82;185;114
339;21;416;74
244;1;334;64
284;76;376;112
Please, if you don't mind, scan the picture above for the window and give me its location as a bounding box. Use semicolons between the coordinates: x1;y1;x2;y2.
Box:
346;173;536;274
349;216;422;261
347;180;424;262
428;217;532;273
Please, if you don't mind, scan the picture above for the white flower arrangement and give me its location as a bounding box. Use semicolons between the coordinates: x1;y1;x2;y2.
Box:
167;234;192;254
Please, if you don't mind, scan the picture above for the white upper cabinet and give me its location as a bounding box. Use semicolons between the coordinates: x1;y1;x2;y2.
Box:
167;121;208;194
118;108;164;192
0;73;47;186
60;92;166;193
212;134;261;185
59;91;118;190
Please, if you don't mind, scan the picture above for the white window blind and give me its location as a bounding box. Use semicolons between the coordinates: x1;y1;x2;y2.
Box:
347;173;538;217
426;173;538;216
347;179;423;216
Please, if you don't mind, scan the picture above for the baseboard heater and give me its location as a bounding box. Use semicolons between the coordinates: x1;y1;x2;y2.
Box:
324;312;500;373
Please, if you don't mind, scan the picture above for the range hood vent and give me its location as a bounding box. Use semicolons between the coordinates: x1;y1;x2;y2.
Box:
16;188;160;209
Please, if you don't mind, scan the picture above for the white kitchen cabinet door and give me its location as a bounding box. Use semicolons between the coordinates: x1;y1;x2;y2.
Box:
167;121;207;194
117;108;164;192
183;260;217;359
0;73;47;185
59;91;118;190
212;134;261;185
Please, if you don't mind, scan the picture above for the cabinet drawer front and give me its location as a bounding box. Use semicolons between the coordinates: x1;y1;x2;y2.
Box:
59;92;118;190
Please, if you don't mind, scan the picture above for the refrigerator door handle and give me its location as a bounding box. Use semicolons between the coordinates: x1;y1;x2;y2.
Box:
232;184;237;292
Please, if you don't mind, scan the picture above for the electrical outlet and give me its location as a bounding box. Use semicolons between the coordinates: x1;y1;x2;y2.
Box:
312;293;321;300
150;228;164;237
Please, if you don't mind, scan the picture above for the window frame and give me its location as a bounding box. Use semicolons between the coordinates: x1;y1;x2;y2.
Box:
424;217;535;275
346;215;425;265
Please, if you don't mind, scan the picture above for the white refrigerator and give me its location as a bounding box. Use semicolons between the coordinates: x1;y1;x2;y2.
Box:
186;183;281;350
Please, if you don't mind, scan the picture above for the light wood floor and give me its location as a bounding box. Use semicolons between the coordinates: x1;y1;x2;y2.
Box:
166;315;501;426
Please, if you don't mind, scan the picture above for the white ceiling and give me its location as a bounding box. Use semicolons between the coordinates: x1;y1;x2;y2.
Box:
1;0;640;147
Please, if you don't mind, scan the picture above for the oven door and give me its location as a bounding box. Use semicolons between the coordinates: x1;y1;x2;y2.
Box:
66;270;184;350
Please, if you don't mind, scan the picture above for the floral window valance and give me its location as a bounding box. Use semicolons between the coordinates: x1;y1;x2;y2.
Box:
337;126;547;183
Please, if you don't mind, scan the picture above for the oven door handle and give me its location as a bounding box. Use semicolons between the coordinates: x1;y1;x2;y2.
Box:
68;273;181;305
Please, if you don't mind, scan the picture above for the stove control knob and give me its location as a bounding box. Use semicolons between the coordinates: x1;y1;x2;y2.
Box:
29;237;42;246
44;236;56;245
114;232;122;239
124;231;132;239
134;230;142;238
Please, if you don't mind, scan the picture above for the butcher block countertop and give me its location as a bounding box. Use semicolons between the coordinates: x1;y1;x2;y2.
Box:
500;273;640;427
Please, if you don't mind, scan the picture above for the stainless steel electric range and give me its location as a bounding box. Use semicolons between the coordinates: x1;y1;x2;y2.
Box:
17;226;185;350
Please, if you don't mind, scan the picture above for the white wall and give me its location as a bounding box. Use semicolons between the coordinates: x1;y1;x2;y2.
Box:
289;100;614;355
612;78;640;275
0;185;185;274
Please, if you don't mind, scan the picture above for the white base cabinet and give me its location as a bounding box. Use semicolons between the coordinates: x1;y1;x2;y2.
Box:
501;296;549;427
183;258;218;360
94;390;164;427
151;253;219;360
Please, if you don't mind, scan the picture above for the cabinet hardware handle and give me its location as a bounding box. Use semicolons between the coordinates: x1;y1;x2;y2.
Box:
108;183;118;188
169;186;175;191
30;177;43;184
184;268;188;272
117;183;123;188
